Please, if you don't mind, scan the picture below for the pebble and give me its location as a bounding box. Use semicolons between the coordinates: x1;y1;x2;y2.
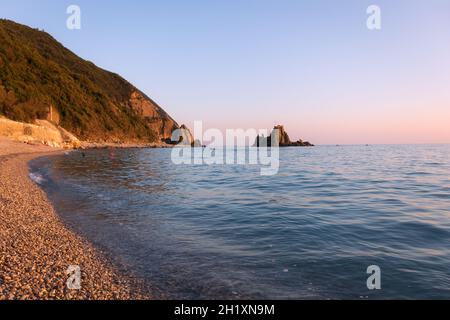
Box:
0;138;150;300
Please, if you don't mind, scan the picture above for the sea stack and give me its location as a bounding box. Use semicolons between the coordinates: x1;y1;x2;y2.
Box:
173;124;202;147
254;125;314;147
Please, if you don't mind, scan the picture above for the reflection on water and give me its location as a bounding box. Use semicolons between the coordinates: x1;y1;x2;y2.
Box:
30;145;450;299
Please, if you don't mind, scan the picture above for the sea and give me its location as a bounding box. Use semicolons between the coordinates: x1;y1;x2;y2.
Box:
29;145;450;299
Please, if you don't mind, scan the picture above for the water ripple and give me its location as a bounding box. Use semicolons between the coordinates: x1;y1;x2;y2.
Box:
30;144;450;299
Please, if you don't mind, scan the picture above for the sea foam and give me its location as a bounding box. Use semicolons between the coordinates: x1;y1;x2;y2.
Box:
29;172;46;185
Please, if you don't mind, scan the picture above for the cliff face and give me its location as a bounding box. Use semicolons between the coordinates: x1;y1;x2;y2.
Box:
128;91;179;141
0;116;80;148
0;19;179;143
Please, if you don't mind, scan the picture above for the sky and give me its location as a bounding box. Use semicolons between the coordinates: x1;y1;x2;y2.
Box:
1;0;450;144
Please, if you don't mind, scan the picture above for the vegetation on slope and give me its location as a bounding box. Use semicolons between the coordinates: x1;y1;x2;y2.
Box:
0;19;177;142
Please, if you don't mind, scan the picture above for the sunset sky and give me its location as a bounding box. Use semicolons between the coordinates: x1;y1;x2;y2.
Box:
2;0;450;144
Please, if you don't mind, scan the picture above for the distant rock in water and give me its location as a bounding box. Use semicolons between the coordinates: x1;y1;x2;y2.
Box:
179;124;194;145
169;124;202;147
254;125;314;147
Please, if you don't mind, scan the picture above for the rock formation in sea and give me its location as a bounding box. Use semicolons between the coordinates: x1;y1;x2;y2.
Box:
170;124;202;147
254;125;314;147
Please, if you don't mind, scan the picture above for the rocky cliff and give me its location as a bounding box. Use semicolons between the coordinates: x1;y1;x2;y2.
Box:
0;19;179;144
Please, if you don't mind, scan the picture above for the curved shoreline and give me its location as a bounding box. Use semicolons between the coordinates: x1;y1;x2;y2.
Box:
0;138;150;300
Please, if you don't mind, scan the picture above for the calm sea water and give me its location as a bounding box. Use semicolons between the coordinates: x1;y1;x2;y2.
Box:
30;145;450;299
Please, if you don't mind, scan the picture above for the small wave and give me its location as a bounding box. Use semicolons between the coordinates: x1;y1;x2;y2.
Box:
406;171;431;176
29;172;46;185
424;162;443;166
427;193;450;200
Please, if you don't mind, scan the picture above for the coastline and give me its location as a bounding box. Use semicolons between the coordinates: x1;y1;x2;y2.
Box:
79;140;175;149
0;137;150;300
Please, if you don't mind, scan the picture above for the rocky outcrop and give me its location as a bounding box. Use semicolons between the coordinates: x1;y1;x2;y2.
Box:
274;125;292;146
171;124;203;147
0;116;80;149
254;125;314;147
178;124;194;145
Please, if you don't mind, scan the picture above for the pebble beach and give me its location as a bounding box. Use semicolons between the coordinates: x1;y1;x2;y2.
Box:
0;138;149;300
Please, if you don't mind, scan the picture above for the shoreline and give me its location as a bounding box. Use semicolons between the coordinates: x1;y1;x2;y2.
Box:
79;141;175;150
0;137;150;300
